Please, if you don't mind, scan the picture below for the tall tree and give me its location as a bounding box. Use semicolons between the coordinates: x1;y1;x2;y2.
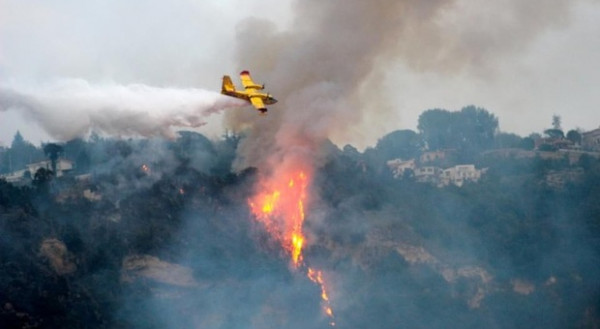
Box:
455;105;498;156
566;130;582;145
494;132;522;149
375;129;422;160
64;138;90;173
7;131;43;171
10;131;25;150
417;109;453;150
418;106;498;158
552;114;562;130
43;143;64;174
519;137;535;150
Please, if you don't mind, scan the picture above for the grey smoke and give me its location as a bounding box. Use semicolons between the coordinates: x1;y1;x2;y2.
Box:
0;79;245;141
226;0;590;169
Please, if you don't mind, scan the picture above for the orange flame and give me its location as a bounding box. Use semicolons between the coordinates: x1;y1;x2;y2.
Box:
308;267;336;326
249;170;308;268
248;169;335;326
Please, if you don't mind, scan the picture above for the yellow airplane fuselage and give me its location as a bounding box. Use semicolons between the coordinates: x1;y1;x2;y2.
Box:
221;89;278;105
221;71;277;114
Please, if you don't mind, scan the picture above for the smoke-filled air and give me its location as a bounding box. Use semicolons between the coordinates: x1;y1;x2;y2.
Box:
1;0;600;329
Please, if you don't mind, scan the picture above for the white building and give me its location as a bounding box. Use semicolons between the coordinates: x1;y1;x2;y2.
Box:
414;166;443;184
25;159;73;176
1;169;30;183
387;159;416;178
1;159;73;183
440;165;485;187
388;158;486;188
420;150;452;164
583;127;600;152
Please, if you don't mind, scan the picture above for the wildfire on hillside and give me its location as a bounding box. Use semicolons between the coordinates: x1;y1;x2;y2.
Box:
249;168;336;326
249;170;308;268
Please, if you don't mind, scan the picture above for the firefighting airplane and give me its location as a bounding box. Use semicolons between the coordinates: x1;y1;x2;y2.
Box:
221;71;277;114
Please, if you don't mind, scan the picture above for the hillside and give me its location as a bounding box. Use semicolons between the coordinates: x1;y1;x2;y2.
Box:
1;109;600;329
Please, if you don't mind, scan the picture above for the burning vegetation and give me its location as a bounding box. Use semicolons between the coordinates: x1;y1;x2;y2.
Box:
1;106;600;329
1;0;599;327
249;169;309;268
249;168;336;325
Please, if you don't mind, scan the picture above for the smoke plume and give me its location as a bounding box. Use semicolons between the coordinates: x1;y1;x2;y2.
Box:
226;0;587;168
0;79;245;141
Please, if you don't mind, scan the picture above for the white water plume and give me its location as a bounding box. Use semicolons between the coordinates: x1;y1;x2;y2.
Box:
0;79;246;141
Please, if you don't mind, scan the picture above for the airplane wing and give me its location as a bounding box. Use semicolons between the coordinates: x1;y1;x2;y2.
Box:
249;96;268;114
239;70;263;90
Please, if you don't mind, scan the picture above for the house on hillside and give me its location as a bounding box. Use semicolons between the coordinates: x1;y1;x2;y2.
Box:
387;158;486;188
482;148;536;159
25;159;73;177
0;159;73;184
536;138;574;151
583;127;600;152
1;169;30;184
387;159;416;178
440;165;486;187
420;149;454;164
415;166;443;184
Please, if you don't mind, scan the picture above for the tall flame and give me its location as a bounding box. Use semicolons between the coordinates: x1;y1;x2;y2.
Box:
248;168;336;326
249;170;308;268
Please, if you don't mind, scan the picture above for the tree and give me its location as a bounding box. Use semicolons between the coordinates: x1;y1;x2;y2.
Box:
212;132;243;176
455;106;498;153
171;131;218;174
552;114;562;130
417;109;453;150
494;132;522;149
64;138;90;173
566;130;582;145
173;131;216;159
43;143;64;175
7;131;43;171
519;137;535;150
32;167;53;191
529;132;542;140
375;129;422;160
544;129;564;139
418;106;498;159
10;131;25;150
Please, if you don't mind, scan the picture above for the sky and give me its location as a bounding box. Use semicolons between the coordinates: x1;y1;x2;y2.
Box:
1;0;599;149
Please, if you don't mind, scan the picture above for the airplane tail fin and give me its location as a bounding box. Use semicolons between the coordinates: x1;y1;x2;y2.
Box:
222;75;236;93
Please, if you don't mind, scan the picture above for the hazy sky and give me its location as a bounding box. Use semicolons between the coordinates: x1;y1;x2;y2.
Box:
1;0;599;148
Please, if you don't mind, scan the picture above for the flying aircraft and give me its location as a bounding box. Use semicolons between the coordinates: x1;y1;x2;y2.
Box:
221;71;277;114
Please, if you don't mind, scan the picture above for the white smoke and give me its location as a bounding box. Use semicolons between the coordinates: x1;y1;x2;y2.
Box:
0;79;246;141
